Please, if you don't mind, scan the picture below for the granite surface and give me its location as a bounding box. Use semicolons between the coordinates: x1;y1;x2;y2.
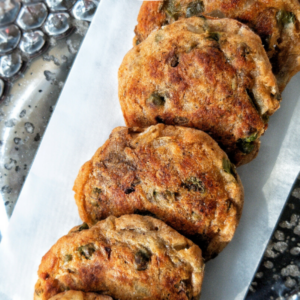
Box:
246;173;300;300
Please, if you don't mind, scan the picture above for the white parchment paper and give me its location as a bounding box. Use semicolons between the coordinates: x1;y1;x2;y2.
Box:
1;0;300;299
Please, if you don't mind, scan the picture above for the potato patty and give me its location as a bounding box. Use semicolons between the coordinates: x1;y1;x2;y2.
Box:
34;215;204;300
119;17;280;166
49;291;112;300
134;0;300;91
73;125;244;260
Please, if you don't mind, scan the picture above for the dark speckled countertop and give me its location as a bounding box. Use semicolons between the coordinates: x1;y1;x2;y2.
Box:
245;173;300;300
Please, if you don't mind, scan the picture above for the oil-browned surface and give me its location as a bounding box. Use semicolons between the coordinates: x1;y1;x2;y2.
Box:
120;17;280;166
73;125;244;260
49;291;113;300
134;0;300;91
34;215;204;300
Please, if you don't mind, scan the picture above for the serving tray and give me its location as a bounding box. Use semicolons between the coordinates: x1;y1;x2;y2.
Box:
0;0;300;299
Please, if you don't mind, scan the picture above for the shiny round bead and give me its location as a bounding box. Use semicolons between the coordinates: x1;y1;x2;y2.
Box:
16;3;48;31
72;0;99;22
0;0;21;27
19;30;45;55
44;12;71;36
0;25;21;55
45;0;76;11
0;53;22;78
22;0;45;3
0;79;4;98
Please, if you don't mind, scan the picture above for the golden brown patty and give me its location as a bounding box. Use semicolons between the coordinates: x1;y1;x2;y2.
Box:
134;0;300;91
49;291;113;300
73;124;244;260
119;17;280;166
34;215;204;300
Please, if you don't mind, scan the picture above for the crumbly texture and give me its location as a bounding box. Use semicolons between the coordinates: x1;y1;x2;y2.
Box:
119;17;280;166
73;124;244;260
134;0;300;91
49;291;112;300
34;215;204;300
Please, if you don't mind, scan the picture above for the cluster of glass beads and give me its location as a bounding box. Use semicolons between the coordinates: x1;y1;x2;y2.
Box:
0;0;99;98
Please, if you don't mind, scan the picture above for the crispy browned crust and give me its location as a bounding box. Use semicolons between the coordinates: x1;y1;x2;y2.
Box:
49;291;113;300
120;17;280;166
34;215;204;300
73;124;244;260
134;0;300;91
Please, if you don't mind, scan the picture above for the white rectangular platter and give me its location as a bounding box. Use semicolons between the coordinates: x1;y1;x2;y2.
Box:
1;0;300;299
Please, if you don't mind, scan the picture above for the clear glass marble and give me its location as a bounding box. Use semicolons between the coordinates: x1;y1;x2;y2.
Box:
19;30;45;55
44;12;71;36
0;53;22;78
0;24;21;55
16;3;48;30
72;0;99;22
22;0;43;3
0;79;4;98
45;0;76;11
0;0;21;27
